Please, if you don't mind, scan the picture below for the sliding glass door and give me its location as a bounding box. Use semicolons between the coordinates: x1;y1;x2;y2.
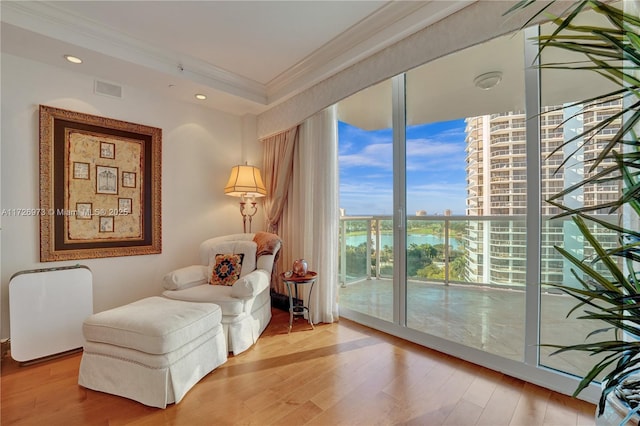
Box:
338;30;530;364
336;2;624;396
403;31;527;361
337;79;394;322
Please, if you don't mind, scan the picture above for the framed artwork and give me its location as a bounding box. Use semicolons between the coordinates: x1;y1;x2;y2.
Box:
100;142;115;159
118;198;132;214
73;162;89;179
99;216;114;233
39;105;162;261
76;203;92;220
96;166;118;194
122;171;136;188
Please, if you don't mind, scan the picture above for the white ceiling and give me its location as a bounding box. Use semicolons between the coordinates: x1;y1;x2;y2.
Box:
338;31;528;130
0;0;471;116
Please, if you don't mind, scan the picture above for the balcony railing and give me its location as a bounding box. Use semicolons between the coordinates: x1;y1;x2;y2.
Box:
339;214;620;291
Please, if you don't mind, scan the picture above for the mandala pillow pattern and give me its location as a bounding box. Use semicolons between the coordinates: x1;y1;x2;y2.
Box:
210;253;244;286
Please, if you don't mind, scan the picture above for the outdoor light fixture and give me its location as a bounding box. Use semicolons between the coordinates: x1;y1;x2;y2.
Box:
473;71;503;90
224;164;267;233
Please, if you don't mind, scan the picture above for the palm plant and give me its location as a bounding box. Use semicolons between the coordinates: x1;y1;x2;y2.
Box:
508;0;640;420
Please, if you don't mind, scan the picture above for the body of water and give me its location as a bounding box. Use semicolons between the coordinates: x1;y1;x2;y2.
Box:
345;233;460;249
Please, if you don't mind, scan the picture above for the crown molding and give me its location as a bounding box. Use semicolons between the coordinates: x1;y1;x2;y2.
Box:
266;0;473;105
0;1;268;104
1;1;472;111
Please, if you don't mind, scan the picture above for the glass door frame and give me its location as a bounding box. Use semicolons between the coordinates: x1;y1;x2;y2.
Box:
523;25;542;368
338;24;603;404
392;73;408;327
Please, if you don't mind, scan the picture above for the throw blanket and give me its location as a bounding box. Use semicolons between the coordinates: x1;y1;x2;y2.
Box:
253;231;282;290
253;231;281;257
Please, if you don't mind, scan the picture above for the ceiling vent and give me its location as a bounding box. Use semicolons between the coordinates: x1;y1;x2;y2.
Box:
94;80;123;99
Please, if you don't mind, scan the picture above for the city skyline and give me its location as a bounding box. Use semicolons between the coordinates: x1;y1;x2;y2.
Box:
338;118;467;216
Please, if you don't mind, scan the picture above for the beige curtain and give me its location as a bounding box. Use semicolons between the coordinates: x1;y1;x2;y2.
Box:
261;126;298;293
299;106;339;324
279;106;339;324
262;127;298;234
262;107;339;323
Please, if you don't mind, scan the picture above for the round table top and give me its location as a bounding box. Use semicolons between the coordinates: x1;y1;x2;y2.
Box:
281;271;317;283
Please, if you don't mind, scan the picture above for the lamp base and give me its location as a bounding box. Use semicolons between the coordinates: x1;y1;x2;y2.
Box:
239;200;257;233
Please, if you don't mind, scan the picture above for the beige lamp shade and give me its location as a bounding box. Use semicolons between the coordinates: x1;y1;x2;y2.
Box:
224;165;267;198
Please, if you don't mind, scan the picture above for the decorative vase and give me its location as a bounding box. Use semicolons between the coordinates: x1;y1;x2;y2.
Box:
292;259;308;277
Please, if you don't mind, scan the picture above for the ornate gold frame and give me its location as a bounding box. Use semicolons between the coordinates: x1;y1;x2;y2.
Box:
39;105;162;261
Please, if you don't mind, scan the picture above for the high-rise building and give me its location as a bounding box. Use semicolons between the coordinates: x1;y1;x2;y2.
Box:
464;98;622;287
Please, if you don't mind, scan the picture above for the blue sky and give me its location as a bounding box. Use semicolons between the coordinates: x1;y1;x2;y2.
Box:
338;119;468;216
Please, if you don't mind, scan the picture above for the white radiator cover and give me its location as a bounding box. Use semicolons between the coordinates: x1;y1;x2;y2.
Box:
9;265;93;362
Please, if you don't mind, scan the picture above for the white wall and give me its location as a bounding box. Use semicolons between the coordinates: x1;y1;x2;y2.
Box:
0;53;262;338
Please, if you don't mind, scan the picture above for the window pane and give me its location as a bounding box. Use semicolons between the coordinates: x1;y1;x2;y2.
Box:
405;31;526;361
538;10;624;378
337;79;394;322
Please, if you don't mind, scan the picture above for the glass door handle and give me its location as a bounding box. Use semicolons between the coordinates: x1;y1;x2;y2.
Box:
397;208;404;229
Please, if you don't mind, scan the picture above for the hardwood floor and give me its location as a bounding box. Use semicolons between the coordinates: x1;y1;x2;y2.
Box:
1;309;595;425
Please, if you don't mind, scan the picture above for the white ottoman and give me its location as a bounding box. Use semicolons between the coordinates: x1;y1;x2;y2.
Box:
78;296;226;408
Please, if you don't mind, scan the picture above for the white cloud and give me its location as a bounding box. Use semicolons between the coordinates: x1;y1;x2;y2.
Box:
406;137;464;155
339;181;393;215
339;180;468;216
338;120;469;215
339;142;393;169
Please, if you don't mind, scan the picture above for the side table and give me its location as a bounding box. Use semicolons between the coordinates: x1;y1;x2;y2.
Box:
280;271;317;333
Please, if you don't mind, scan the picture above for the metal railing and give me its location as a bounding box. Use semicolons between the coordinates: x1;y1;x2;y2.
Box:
339;214;620;291
339;215;526;287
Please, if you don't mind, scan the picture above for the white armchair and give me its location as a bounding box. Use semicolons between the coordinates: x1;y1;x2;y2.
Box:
162;232;281;355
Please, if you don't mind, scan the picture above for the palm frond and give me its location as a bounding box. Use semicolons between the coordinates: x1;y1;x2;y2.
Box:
508;0;640;415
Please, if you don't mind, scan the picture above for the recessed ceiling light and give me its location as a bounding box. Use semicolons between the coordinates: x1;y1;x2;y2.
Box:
64;55;83;64
474;71;502;90
195;94;207;100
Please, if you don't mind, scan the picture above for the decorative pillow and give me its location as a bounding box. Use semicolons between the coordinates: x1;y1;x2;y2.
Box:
163;265;207;290
204;241;257;278
210;253;244;286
